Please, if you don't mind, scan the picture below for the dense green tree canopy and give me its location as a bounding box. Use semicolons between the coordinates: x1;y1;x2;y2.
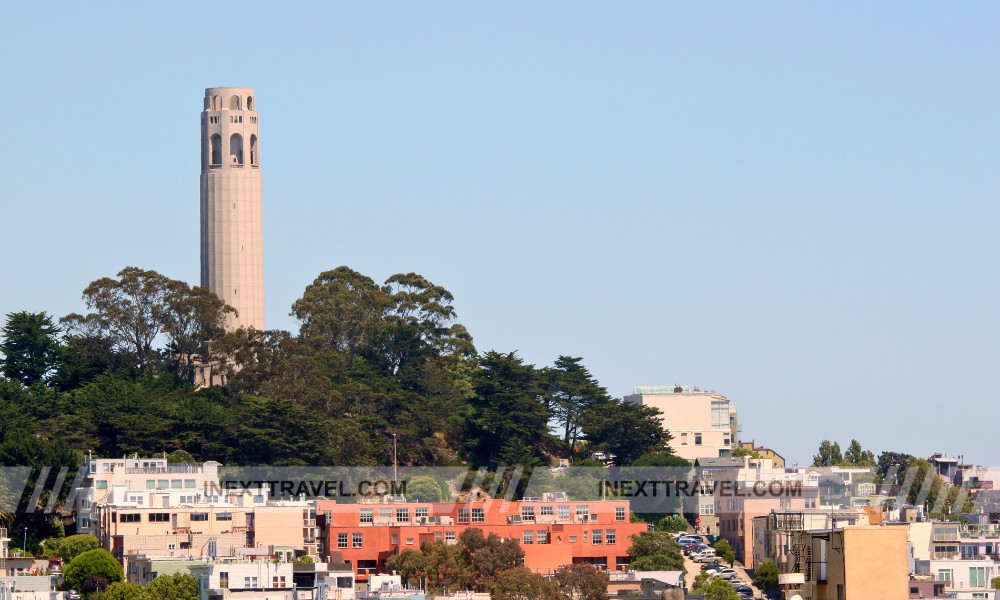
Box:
0;312;61;385
63;548;123;592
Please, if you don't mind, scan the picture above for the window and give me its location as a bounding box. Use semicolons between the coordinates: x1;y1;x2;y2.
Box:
522;530;534;545
406;538;414;545
360;508;373;523
352;533;363;548
592;530;603;544
81;499;91;509
434;532;443;541
247;96;254;110
606;529;616;545
185;479;196;489
157;479;169;489
80;517;90;529
472;508;485;523
558;506;570;520
541;506;554;516
970;567;987;588
230;95;241;110
171;480;182;489
391;534;399;545
537;530;549;544
149;513;170;522
576;505;590;520
415;507;428;518
146;480;155;490
191;513;209;522
695;434;703;446
379;508;392;519
569;536;577;543
615;506;626;522
337;533;348;549
396;508;409;522
458;508;470;523
521;506;536;521
244;577;257;588
96;480;107;490
938;569;952;587
219;572;228;589
445;532;456;543
216;512;232;521
168;543;175;551
230;134;244;165
121;513;141;523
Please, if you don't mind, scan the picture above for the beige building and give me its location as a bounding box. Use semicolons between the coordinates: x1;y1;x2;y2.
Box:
81;457;317;569
75;456;224;535
201;87;265;330
784;526;909;600
623;386;737;461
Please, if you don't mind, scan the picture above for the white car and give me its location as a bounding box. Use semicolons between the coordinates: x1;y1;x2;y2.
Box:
693;552;718;563
712;568;738;579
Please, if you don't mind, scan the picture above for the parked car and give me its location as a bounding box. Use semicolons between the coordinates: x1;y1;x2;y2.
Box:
67;591;81;600
701;562;722;572
712;568;739;579
695;553;718;563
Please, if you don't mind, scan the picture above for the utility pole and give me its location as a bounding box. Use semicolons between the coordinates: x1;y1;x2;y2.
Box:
392;433;398;489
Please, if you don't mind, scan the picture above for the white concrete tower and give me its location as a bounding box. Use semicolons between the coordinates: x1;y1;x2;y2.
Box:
200;87;264;330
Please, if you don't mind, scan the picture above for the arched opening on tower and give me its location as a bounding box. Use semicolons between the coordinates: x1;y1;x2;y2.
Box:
247;96;254;111
250;134;258;166
230;95;241;110
230;133;244;165
210;134;222;166
212;95;221;111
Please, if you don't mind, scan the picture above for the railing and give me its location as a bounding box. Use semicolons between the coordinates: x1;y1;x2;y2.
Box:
124;465;199;474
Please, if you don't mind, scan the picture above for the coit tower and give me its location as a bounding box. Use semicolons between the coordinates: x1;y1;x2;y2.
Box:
200;87;264;330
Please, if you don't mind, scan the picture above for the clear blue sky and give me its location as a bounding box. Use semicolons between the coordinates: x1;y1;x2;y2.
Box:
2;3;998;466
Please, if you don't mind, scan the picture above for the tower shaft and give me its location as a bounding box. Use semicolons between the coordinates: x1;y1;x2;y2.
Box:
200;87;265;330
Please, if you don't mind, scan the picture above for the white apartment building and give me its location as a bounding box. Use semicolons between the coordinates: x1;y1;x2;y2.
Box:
623;386;738;461
78;457;317;570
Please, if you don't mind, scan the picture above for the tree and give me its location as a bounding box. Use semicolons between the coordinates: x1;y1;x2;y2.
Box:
385;549;427;588
63;548;123;592
654;515;688;534
465;351;550;466
1;311;61;385
991;576;1000;589
876;451;916;485
691;571;713;591
490;567;562;600
458;529;523;591
102;582;149;600
40;534;99;563
62;267;176;372
554;563;608;600
626;531;685;571
160;282;236;379
731;446;760;459
631;452;691;468
545;356;609;451
700;577;740;600
843;439;875;466
713;539;736;567
812;440;843;467
406;476;446;502
580;399;674;465
629;554;684;571
145;573;200;600
753;559;780;596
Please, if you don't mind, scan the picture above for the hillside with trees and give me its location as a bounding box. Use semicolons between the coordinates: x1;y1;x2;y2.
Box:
0;266;683;544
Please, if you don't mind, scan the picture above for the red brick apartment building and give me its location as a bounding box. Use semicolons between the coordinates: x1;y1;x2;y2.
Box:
316;493;648;582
